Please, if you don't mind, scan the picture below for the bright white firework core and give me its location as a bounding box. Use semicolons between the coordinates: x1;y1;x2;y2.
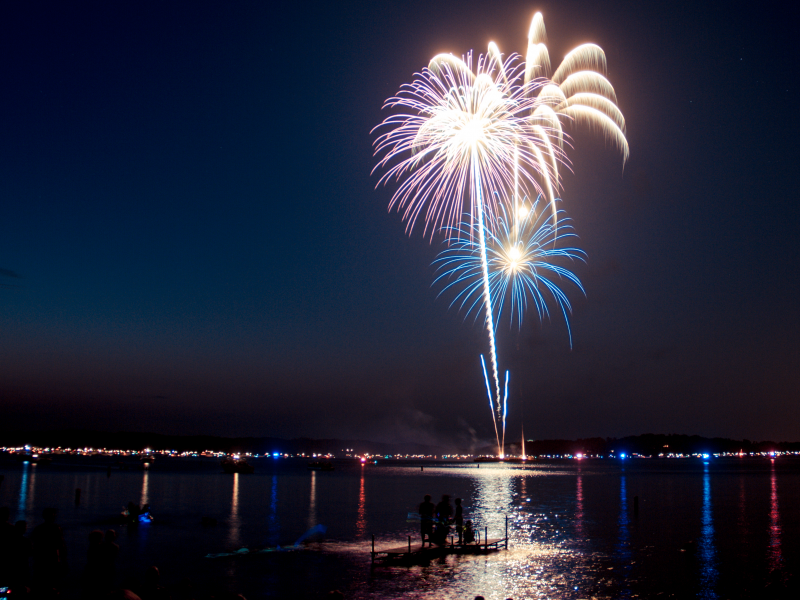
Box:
460;118;485;147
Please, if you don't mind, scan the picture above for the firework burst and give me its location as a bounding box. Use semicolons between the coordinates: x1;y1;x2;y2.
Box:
434;196;585;342
372;12;628;457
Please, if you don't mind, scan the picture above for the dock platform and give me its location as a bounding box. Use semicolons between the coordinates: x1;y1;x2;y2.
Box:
371;527;509;563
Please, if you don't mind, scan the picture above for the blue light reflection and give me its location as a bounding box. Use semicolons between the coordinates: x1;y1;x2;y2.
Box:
17;461;30;521
699;462;718;599
616;469;632;597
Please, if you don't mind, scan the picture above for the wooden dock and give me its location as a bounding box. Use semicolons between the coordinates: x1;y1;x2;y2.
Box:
371;521;509;563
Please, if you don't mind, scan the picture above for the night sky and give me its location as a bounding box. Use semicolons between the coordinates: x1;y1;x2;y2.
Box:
1;0;797;447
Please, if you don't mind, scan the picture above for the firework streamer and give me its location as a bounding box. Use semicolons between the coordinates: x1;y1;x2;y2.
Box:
472;152;503;445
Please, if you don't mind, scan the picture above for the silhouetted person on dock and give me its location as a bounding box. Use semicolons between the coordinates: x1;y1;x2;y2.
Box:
101;529;120;587
435;494;452;522
454;498;463;543
84;529;105;596
0;506;10;534
127;502;141;524
31;507;67;597
6;519;32;594
0;506;12;585
137;566;169;600
433;495;452;545
463;520;475;544
418;494;434;546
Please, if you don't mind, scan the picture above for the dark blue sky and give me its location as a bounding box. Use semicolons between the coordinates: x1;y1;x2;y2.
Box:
1;0;797;447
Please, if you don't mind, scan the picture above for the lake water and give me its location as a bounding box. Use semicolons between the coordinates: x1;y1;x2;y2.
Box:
1;456;799;599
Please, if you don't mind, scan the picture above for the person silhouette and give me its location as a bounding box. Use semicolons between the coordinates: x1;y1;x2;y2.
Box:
0;507;12;585
31;507;67;596
454;498;464;543
7;520;32;594
433;495;453;545
463;520;475;544
418;494;435;546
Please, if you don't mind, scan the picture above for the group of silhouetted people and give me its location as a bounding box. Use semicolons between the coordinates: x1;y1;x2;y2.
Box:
418;494;474;546
1;506;68;598
0;505;248;599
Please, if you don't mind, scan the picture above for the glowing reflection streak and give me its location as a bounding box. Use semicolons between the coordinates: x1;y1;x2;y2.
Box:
768;461;782;573
463;466;516;597
575;464;584;538
27;465;37;515
308;470;318;530
140;469;149;507
698;462;718;599
616;468;632;592
267;475;279;546
228;473;241;550
355;466;367;538
17;461;30;521
737;474;748;539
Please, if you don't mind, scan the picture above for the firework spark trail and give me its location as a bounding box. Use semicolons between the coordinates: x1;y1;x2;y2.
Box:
480;355;500;449
503;370;509;452
472;152;504;455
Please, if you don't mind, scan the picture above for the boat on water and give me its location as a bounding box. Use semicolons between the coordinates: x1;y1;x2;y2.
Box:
121;503;154;525
221;458;254;474
308;461;334;471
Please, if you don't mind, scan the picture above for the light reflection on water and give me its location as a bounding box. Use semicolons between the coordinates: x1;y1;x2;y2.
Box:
768;461;782;574
574;465;583;537
616;468;633;596
140;468;150;507
17;461;31;521
737;471;748;540
699;461;718;599
267;474;279;546
355;466;367;538
228;472;240;550
2;458;799;599
400;464;601;600
308;470;317;530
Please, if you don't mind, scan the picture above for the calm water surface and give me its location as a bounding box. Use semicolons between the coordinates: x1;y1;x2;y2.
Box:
1;457;799;599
